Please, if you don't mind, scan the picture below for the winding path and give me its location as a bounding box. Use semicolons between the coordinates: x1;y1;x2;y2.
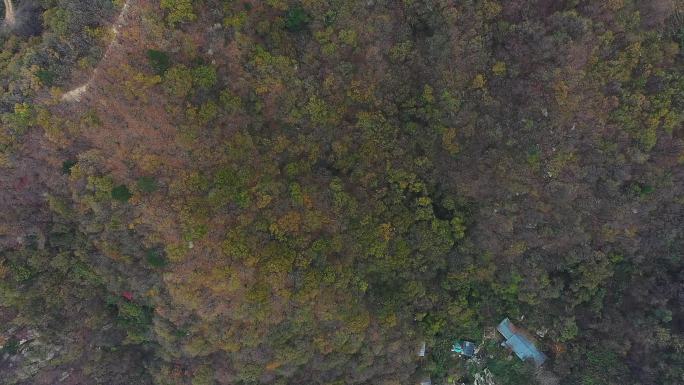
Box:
62;0;133;102
3;0;15;26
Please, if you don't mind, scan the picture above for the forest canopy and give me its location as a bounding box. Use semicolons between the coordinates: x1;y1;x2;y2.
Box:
0;1;683;385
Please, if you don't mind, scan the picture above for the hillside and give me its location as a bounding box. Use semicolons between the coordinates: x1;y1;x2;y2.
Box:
1;1;683;385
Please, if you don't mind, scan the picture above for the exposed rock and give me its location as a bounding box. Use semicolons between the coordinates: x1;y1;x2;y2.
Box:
61;84;89;102
536;327;548;338
474;368;497;385
3;337;62;385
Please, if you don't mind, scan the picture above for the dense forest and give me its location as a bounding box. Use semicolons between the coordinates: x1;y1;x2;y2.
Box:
1;1;683;384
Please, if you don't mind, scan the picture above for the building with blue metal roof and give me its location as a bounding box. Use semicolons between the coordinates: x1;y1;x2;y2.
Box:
496;318;547;366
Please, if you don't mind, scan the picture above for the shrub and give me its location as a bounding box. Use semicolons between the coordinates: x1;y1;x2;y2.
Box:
61;159;77;175
191;366;214;385
4;103;34;134
487;356;535;385
492;61;507;76
472;74;486;89
197;101;218;124
36;69;56;85
580;347;628;385
10;263;34;282
118;301;152;326
192;65;217;89
526;146;541;169
164;65;193;98
339;29;357;46
137;176;158;193
0;338;19;355
224;10;248;28
111;185;132;202
43;8;71;36
219;89;242;112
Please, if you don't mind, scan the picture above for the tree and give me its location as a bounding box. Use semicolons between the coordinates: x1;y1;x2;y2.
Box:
111;185;132;202
285;6;310;32
160;0;196;25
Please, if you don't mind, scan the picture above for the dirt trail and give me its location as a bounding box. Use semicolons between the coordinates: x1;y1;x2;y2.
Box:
61;0;133;102
3;0;15;26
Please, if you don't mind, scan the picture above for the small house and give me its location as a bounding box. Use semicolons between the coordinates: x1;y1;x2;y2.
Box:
417;341;426;357
419;378;432;385
451;340;476;357
496;318;546;366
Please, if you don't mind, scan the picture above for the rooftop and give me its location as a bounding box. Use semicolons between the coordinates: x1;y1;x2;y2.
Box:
496;318;546;366
417;341;426;357
451;340;476;357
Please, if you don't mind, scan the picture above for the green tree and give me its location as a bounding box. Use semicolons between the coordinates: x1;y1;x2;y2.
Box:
147;49;171;75
160;0;196;25
192;65;217;89
111;185;132;202
285;6;310;32
164;65;193;98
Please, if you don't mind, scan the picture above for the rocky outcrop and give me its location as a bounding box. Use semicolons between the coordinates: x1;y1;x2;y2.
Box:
1;330;62;385
474;369;497;385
